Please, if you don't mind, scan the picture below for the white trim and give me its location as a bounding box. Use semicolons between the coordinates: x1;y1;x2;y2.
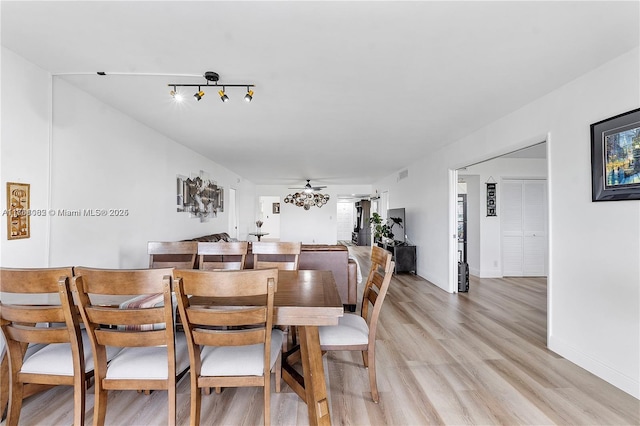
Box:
449;169;458;293
549;334;639;399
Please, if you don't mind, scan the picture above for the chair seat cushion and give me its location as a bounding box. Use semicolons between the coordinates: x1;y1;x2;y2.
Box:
319;314;369;346
21;330;121;376
105;332;190;380
200;329;284;377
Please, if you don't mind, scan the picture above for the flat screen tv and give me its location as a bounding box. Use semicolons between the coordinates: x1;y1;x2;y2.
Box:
386;208;406;243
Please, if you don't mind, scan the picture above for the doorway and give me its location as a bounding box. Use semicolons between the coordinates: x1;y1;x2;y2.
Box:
453;141;548;286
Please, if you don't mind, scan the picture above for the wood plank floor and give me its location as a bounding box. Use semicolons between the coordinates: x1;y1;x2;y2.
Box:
6;246;639;425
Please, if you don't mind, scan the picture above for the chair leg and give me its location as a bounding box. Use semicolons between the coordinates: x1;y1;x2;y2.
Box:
0;355;9;421
264;370;271;426
274;352;281;393
367;350;379;403
168;377;177;426
93;385;108;426
6;380;24;426
362;350;368;368
73;371;86;426
190;373;201;426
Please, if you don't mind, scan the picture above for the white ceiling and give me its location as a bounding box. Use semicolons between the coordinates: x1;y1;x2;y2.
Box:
2;1;638;186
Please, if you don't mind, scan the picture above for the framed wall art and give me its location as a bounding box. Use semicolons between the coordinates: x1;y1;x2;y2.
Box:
6;182;30;240
591;108;640;201
486;180;497;216
273;202;280;214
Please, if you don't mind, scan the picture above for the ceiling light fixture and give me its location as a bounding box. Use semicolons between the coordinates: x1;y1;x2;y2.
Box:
167;71;254;103
169;86;184;102
219;88;229;103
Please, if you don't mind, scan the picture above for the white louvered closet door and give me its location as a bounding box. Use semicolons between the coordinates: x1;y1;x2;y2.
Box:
502;179;547;277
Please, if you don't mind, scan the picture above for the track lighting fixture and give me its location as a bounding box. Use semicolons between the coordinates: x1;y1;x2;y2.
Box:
168;71;254;103
218;88;229;103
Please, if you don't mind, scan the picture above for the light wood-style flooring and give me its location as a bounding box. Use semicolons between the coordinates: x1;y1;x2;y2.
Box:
6;246;639;425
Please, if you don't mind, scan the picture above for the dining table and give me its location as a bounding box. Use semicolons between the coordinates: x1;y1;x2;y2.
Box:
189;269;343;426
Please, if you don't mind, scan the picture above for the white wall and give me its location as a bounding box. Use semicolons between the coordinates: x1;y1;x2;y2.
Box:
0;48;51;268
461;157;547;277
1;48;257;271
255;185;372;244
375;48;640;397
258;195;280;239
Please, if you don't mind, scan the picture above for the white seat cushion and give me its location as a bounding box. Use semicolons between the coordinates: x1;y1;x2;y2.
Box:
21;330;121;375
200;329;284;377
105;332;190;380
318;314;369;346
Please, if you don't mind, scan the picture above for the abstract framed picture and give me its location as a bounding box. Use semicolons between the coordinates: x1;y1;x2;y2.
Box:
591;108;640;201
6;182;30;240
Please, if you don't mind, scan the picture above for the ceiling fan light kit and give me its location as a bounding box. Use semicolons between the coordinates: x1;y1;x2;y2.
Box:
285;180;330;210
168;71;254;103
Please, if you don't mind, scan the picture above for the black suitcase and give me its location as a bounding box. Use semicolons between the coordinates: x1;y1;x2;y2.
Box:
458;261;469;292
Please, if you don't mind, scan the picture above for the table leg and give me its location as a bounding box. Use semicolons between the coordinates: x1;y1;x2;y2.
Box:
298;325;331;426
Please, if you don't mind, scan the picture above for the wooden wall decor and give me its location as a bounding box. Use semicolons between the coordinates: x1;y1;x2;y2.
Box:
176;171;223;222
6;182;30;239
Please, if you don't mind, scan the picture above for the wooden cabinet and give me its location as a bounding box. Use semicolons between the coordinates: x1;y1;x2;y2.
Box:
378;242;416;274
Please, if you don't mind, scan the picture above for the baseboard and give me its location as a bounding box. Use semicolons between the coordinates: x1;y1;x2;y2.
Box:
549;334;639;399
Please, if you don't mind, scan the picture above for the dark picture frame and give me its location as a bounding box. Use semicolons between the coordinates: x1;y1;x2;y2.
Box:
273;202;280;214
486;182;497;216
591;108;640;201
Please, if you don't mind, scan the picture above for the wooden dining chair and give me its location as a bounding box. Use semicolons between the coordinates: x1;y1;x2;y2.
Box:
174;268;283;426
252;241;301;271
318;245;394;403
148;241;198;269
197;241;248;270
0;267;118;426
72;267;190;426
251;241;301;350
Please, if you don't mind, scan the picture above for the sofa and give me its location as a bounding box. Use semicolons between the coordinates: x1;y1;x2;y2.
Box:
185;233;358;310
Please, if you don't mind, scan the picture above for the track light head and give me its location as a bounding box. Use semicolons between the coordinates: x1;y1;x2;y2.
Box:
244;89;254;102
170;88;184;102
194;89;205;101
219;89;229;102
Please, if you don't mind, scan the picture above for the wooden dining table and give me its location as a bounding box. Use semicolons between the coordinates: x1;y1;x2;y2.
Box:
189;269;344;426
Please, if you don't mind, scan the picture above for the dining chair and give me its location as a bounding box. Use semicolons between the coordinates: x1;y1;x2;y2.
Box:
318;245;394;403
72;267;190;426
251;241;301;271
148;241;198;269
251;241;301;351
197;241;248;270
174;268;283;426
0;267;119;426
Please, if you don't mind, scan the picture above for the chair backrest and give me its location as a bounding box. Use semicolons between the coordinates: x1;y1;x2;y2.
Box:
252;241;301;270
148;241;198;269
174;268;278;377
362;246;394;331
72;267;177;372
0;267;84;425
197;241;248;270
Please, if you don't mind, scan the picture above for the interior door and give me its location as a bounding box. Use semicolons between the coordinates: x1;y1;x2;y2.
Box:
502;179;547;276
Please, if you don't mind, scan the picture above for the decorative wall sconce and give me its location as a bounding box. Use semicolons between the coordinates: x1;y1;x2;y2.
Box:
168;71;255;103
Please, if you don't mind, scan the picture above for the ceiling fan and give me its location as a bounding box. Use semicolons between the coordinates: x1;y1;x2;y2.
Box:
288;179;327;193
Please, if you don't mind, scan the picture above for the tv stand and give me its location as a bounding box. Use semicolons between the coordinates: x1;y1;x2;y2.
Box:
377;241;416;274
